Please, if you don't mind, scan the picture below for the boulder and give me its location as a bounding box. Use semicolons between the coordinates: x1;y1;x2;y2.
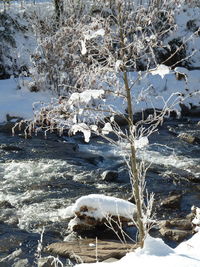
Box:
163;168;200;183
101;170;118;182
0;200;14;209
161;219;193;231
160;194;182;209
113;115;128;126
68;214;132;234
178;132;200;145
180;103;200;117
68;217;97;232
0;115;24;134
0;144;23;151
0;122;17;133
159;228;191;242
0;236;23;253
0;249;29;267
38;256;60;267
158;214;195;243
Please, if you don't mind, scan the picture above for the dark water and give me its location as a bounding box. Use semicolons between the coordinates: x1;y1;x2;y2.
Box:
0;117;199;265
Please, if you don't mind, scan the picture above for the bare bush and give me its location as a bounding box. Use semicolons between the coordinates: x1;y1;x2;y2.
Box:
29;0;179;95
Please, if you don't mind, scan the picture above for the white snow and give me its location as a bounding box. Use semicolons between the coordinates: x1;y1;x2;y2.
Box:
0;78;52;122
84;29;105;40
126;67;200;113
59;194;136;221
150;64;171;79
69;123;92;143
192;207;200;229
21;65;199;144
68;90;105;106
101;122;113;135
81;40;87;55
166;4;200;68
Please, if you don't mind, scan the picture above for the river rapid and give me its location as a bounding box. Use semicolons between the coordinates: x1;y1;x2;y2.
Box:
0;117;200;265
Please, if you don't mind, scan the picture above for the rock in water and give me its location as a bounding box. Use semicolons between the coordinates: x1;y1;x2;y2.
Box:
160;194;182;209
178;133;200;145
101;170;118;182
0;144;23;151
66;194;136;233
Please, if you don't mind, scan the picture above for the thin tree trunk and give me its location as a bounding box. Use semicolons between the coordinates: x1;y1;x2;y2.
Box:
118;2;145;247
54;0;63;22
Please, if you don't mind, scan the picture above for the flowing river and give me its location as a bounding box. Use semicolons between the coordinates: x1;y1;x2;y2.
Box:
0;117;199;265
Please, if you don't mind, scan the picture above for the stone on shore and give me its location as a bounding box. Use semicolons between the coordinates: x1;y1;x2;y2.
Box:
45;239;136;263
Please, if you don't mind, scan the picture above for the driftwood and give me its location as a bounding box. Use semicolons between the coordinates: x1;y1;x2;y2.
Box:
45;239;137;263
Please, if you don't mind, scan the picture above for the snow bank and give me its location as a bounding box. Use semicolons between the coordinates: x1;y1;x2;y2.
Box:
0;2;43;77
125;66;200;114
1;66;199;140
56;66;200;118
166;4;200;68
23;64;199;143
0;78;52;122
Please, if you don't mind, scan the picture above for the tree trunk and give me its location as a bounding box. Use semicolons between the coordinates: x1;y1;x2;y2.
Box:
54;0;63;22
118;2;145;247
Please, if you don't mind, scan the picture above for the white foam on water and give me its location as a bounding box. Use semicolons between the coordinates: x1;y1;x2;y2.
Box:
140;150;197;168
0;159;81;232
79;140;200;176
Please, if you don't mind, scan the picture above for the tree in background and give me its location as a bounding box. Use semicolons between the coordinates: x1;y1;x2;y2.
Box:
54;0;63;22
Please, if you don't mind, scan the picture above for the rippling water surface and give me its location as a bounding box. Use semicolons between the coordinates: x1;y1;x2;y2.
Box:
0;118;199;265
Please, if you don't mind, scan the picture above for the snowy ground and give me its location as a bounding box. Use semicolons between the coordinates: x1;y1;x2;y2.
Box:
0;78;52;122
0;1;200;127
0;65;200;123
26;65;200;143
165;3;200;68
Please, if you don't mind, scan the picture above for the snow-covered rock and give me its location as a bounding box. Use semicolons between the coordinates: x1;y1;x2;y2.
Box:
59;194;136;232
